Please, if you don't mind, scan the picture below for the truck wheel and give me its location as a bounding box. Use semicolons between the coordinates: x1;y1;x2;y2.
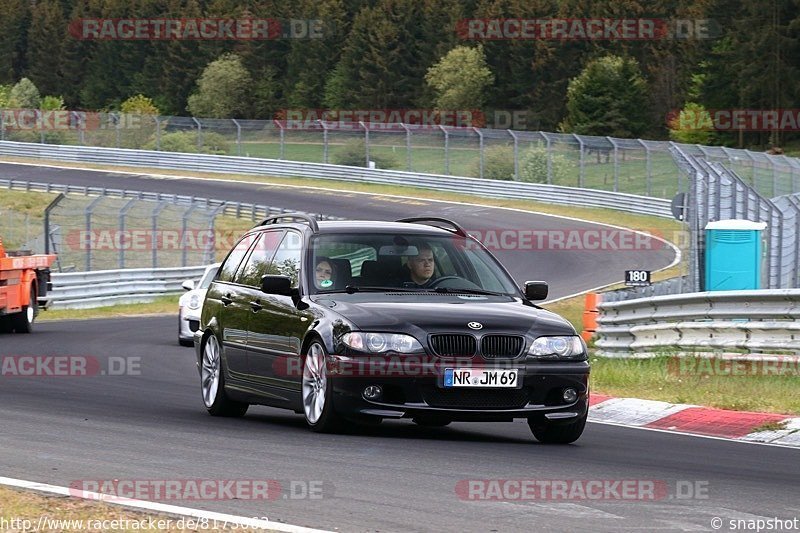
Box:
12;286;38;334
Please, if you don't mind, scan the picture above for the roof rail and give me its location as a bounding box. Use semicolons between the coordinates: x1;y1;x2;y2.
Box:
396;217;468;238
256;213;320;233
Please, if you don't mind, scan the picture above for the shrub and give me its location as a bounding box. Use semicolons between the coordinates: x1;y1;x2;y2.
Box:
518;146;576;184
331;140;399;169
473;145;515;180
143;131;230;155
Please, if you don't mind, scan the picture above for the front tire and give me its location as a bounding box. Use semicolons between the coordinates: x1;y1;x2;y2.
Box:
528;412;587;444
12;285;37;333
201;334;248;417
302;341;342;433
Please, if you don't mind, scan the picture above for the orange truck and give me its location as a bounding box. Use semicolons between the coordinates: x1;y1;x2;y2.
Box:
0;237;57;333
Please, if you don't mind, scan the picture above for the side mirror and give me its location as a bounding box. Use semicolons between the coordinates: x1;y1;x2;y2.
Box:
181;280;195;291
261;275;293;296
524;281;548;301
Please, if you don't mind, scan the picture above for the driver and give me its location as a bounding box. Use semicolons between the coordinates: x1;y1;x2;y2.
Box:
403;243;436;288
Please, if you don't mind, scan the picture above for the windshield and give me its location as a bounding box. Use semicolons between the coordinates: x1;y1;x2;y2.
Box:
309;233;519;296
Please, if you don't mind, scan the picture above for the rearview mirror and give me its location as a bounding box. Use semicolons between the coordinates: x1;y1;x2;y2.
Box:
181;280;195;291
260;275;293;296
524;281;548;301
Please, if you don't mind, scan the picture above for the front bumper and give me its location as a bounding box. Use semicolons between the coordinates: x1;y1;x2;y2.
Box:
179;307;201;340
328;355;590;422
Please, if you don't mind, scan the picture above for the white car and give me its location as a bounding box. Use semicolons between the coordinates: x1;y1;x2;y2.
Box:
178;263;220;346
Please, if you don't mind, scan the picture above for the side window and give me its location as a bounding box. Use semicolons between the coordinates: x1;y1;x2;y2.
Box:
235;231;284;287
217;235;256;283
270;232;302;287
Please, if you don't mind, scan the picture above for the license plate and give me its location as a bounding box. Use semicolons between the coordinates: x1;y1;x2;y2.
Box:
443;368;520;388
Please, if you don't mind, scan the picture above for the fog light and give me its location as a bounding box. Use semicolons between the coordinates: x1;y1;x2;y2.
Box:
563;388;578;403
363;385;383;401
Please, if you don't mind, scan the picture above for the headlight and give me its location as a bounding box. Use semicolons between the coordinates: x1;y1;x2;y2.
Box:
342;332;424;355
187;294;201;310
529;336;586;359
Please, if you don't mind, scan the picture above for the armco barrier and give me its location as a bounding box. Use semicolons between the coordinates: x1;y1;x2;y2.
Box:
47;265;207;309
0;141;673;218
594;289;800;357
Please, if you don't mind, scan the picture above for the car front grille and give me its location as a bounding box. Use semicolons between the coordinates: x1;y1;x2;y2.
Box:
421;386;530;410
429;334;477;358
480;335;524;358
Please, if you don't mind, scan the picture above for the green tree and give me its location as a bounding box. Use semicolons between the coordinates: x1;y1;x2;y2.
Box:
121;94;160;115
9;78;40;108
0;0;29;84
40;95;65;110
0;84;11;107
560;55;648;138
187;54;253;118
668;103;718;145
25;0;66;97
425;45;494;110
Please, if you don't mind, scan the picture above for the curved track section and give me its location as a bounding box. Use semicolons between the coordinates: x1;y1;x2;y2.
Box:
0;162;676;299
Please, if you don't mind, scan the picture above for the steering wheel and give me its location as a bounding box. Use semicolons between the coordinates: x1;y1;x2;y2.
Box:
427;276;482;290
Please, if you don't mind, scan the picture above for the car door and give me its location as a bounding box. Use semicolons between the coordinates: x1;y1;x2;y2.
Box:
246;230;312;401
208;234;258;377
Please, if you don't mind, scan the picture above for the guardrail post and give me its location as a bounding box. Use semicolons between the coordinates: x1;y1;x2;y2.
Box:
84;195;105;271
401;123;412;171
119;198;137;269
439;125;450;175
474;127;484;179
508;129;519;180
574;134;585;188
232;118;241;156
151;201;168;268
360;121;370;167
192;117;202;149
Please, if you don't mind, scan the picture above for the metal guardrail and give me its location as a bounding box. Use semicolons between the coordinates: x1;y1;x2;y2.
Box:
594;289;800;357
48;265;207;309
0;141;673;218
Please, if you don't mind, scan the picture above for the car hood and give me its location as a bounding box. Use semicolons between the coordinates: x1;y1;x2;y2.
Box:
310;294;575;337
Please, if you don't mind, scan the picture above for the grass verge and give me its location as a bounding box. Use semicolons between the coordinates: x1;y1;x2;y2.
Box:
590;355;800;415
0;486;271;532
38;295;179;322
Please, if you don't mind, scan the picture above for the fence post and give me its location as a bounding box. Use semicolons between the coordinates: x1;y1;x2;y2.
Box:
38;110;45;144
639;139;651;195
508;129;519;180
439;125;450;175
84;196;105;271
192;117;202;149
232;118;241;156
151;201;168;268
277;120;285;159
43;193;64;255
119;198;137;269
319;120;329;164
575;134;585;188
540;132;552;184
360;121;370;167
205;204;226;265
401;123;412;171
474;127;484;179
607;136;619;192
0;110;4;141
181;203;199;267
114;113;121;148
155;116;162;151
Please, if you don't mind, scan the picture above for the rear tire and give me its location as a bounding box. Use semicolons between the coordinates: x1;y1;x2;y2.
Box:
12;285;37;334
529;412;587;444
201;334;248;417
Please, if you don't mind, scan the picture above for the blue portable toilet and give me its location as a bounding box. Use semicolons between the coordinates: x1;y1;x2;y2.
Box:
704;220;767;291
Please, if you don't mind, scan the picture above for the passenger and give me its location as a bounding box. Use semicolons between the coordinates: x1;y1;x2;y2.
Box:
314;257;336;289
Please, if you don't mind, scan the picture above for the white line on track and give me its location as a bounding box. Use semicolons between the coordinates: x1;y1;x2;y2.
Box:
0;476;332;533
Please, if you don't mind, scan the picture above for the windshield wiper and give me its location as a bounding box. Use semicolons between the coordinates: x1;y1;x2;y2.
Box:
342;285;424;294
432;287;508;297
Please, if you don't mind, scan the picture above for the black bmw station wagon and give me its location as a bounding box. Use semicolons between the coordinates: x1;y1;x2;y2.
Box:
195;215;590;444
